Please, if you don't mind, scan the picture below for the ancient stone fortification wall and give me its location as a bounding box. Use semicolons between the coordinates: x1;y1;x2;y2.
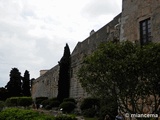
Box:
40;70;48;76
31;14;121;100
70;14;121;99
32;0;160;101
31;65;59;100
120;0;160;42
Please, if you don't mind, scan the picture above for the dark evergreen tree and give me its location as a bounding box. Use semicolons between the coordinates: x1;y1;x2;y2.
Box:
6;68;22;97
0;87;8;101
22;70;31;96
30;78;35;88
57;43;71;102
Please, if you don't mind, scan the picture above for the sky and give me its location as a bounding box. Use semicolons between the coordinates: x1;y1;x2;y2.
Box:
0;0;122;87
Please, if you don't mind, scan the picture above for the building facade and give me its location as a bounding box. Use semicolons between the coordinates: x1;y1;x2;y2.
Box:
31;0;160;100
32;65;59;99
120;0;160;45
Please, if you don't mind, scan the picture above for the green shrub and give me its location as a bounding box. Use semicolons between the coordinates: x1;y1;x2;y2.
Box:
55;115;77;120
41;99;50;108
99;105;108;120
0;108;77;120
99;98;118;120
49;100;60;108
50;97;58;101
80;98;100;118
63;98;76;104
45;105;52;110
59;102;76;113
5;97;19;107
5;97;32;107
41;99;60;110
0;101;5;108
17;97;32;107
0;101;5;111
80;98;100;110
0;108;55;120
82;108;96;118
36;97;48;104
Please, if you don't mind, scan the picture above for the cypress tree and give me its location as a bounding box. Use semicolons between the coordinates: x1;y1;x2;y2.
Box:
22;70;31;96
6;68;22;97
0;87;8;101
57;43;71;102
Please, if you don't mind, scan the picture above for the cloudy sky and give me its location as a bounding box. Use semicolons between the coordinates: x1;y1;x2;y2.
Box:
0;0;122;87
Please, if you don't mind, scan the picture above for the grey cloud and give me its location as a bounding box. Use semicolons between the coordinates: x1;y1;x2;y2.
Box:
0;0;122;87
21;8;36;18
82;0;121;18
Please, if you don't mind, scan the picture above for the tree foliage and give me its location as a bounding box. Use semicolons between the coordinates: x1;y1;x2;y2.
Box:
6;68;22;97
57;43;71;102
22;70;31;96
78;41;160;114
0;87;8;101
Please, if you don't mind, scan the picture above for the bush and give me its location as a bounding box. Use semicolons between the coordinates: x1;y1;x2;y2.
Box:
36;97;48;105
59;102;76;113
45;105;52;110
80;98;100;118
0;101;5;108
41;99;60;110
55;115;77;120
80;98;100;110
5;97;19;107
0;101;5;111
50;97;58;101
49;100;60;108
63;98;76;104
0;108;77;120
17;97;32;107
82;108;96;118
99;98;118;120
0;108;55;120
41;99;50;108
5;97;32;107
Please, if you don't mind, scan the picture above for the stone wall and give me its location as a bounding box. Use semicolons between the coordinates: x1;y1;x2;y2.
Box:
31;14;121;100
40;70;48;76
31;65;59;100
70;14;121;99
120;0;160;43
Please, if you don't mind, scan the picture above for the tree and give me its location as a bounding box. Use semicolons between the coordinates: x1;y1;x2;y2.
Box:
0;87;8;101
22;70;31;96
57;43;71;102
30;78;35;88
78;41;160;116
6;68;22;97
